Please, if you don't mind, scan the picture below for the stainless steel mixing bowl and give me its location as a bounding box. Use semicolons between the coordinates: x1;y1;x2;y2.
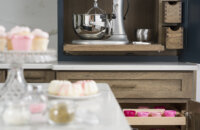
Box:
73;14;112;40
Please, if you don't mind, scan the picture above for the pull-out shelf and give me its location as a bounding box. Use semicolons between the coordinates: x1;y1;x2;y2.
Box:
127;116;186;126
124;109;186;126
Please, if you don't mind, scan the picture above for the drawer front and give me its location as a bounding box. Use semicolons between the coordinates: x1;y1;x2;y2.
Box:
163;1;182;23
165;27;183;49
56;71;194;99
24;70;55;83
0;70;6;83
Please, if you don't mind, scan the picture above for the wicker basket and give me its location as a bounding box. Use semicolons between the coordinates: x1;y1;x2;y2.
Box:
165;27;183;49
163;1;182;23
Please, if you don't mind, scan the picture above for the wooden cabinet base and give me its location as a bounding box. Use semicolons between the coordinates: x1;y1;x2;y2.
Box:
0;70;6;82
56;71;194;99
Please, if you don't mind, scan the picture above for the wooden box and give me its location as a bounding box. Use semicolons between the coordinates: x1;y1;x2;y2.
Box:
163;1;182;23
165;27;183;49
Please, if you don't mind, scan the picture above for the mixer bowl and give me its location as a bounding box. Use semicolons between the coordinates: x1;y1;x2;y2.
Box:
73;14;112;40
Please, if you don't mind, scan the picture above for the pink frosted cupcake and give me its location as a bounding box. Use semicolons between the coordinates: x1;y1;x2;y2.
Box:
0;26;7;51
163;110;176;117
9;26;33;51
12;35;34;51
137;112;149;117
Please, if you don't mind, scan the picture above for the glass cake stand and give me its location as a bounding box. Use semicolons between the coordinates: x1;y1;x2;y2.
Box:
0;50;57;101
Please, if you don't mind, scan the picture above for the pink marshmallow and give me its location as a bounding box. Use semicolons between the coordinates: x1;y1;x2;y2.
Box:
163;110;176;117
150;112;162;117
124;110;136;117
29;103;46;113
137;112;149;117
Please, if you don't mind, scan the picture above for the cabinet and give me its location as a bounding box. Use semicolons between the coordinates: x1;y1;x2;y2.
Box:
56;71;194;99
58;0;200;63
56;70;200;129
0;70;6;83
24;70;55;83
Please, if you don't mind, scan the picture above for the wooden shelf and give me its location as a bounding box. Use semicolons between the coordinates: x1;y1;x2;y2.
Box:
127;116;186;126
64;44;165;53
124;109;186;126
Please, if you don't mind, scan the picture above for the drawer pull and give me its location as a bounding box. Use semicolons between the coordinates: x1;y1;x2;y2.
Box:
111;85;136;89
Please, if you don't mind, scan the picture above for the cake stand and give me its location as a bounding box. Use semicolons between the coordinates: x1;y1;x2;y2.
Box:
0;50;57;101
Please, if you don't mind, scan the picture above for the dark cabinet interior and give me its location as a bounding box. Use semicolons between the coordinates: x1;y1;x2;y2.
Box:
58;0;200;63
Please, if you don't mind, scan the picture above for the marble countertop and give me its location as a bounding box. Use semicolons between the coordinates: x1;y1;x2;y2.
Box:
0;83;131;130
0;62;198;71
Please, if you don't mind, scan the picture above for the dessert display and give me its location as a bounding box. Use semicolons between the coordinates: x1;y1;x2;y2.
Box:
48;101;75;125
0;25;49;51
48;80;99;97
32;29;49;51
0;26;7;51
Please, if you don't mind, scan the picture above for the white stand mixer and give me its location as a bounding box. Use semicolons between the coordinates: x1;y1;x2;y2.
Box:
72;0;129;45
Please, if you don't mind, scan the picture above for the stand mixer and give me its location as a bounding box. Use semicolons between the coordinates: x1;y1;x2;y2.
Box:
72;0;129;45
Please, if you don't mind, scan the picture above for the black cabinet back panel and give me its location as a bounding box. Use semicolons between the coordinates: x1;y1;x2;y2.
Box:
179;0;200;63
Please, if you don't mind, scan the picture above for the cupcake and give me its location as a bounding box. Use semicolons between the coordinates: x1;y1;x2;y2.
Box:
0;26;7;51
8;26;33;51
32;29;49;51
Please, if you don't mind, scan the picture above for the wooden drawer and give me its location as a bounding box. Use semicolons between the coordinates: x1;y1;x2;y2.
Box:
165;27;183;49
163;1;182;23
56;71;194;99
24;70;55;83
0;70;6;83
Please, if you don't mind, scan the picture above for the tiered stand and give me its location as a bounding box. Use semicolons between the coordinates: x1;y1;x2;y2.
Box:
0;50;57;101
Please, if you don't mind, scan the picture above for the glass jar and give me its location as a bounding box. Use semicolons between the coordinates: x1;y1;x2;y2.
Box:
2;101;31;125
24;85;48;123
48;100;75;125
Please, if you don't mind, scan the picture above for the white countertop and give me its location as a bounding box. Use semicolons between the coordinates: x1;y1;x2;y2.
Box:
0;62;198;71
0;83;131;130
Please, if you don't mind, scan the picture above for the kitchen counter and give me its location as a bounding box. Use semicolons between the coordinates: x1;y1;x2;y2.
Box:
0;62;198;71
0;83;131;130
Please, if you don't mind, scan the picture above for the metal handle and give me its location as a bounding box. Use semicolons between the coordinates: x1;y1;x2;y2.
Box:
111;85;136;89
